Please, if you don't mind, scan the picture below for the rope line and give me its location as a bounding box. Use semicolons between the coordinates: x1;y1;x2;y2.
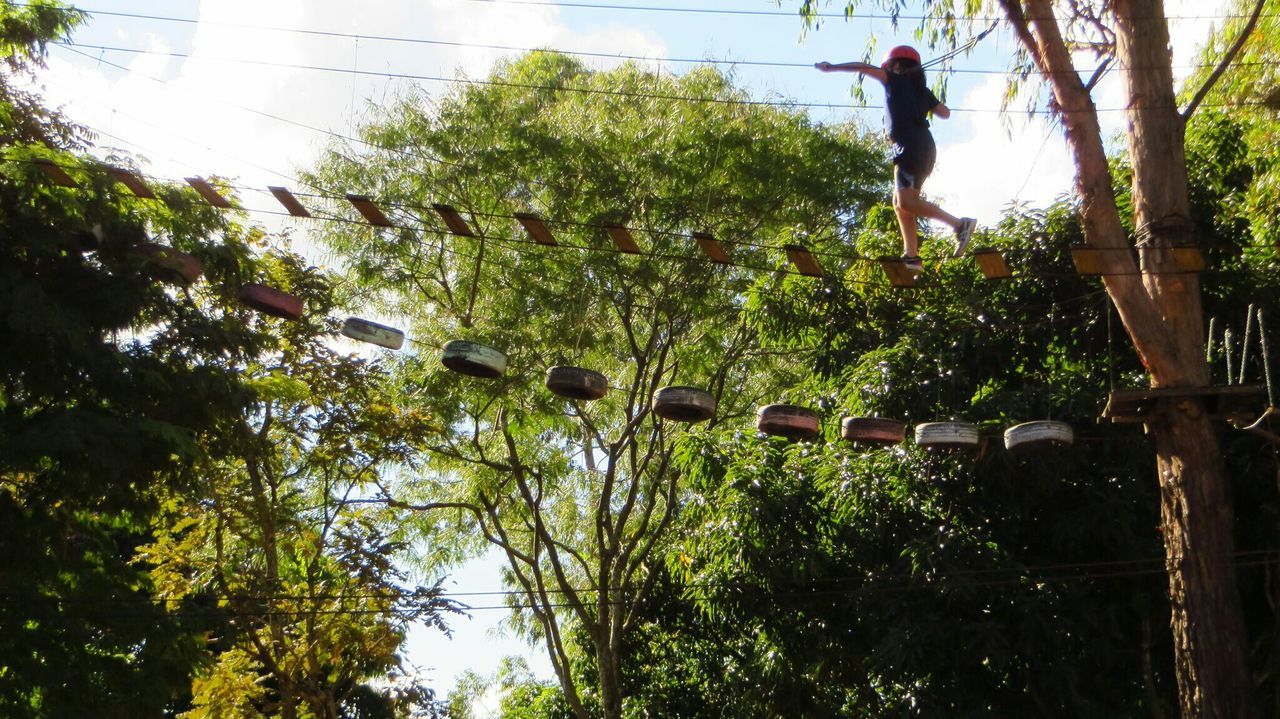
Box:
9;154;1264;285
59;42;1277;116
37;6;1272;76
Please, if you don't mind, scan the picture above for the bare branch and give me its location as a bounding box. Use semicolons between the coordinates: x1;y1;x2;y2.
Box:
1085;57;1114;91
997;0;1053;77
489;510;590;719
1181;0;1268;121
496;412;597;629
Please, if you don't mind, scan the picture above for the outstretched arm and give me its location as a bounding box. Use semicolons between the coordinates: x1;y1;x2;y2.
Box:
814;61;887;84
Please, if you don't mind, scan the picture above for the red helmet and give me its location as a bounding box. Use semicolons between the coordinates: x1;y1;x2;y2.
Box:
881;45;921;69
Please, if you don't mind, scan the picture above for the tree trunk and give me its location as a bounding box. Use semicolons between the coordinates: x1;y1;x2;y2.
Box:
1001;0;1254;715
1114;1;1253;716
597;641;624;719
1151;404;1252;718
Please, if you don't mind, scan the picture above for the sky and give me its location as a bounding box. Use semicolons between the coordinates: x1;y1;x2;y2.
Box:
28;0;1234;706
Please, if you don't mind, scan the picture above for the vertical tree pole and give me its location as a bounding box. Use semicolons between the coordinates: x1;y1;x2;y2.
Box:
995;0;1258;715
1115;2;1251;716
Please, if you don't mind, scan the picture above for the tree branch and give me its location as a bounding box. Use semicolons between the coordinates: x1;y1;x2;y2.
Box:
1085;57;1113;92
997;0;1053;77
1181;0;1267;122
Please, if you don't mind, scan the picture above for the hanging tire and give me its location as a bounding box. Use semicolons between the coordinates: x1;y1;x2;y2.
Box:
135;243;203;285
1003;420;1074;453
840;416;906;446
71;224;105;252
236;283;302;320
914;421;980;451
441;340;507;378
756;404;820;441
651;386;715;423
341;317;405;350
545;366;609;401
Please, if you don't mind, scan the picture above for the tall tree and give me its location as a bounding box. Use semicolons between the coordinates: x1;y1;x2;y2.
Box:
795;1;1270;715
305;52;886;719
0;0;259;706
1;4;457;713
142;249;461;719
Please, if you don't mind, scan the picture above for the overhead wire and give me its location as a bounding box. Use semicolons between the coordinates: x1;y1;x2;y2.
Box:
20;51;1250;276
39;5;1275;76
29;0;1277;24
42;44;1269;282
9;153;1254;289
451;0;1277;22
51;47;529;198
56;41;1277;116
29;37;1263;325
8;549;1280;618
49;33;1277;256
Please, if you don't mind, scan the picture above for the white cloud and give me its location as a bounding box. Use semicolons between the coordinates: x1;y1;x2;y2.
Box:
35;0;666;272
928;3;1231;225
927;75;1075;224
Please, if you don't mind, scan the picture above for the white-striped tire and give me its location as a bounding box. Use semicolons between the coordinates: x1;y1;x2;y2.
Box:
1004;421;1074;452
441;340;507;378
914;421;980;450
341;317;405;350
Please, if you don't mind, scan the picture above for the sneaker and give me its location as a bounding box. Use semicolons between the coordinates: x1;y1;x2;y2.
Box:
901;255;923;272
953;218;977;257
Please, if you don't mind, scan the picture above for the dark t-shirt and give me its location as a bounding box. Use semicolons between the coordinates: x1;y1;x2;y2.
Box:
884;71;940;146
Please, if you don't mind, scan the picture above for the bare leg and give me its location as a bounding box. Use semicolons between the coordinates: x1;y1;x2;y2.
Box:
893;201;920;257
896;187;961;230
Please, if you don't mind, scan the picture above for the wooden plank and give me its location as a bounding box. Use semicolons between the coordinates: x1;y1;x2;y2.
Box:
1070;246;1109;275
432;203;475;236
514;212;556;246
108;167;155;198
1103;384;1265;423
604;223;640;254
878;256;919;288
33;159;77;187
1171;246;1205;272
268;186;311;218
692;231;730;264
973;248;1012;279
784;244;823;277
346;194;393;227
185;177;232;208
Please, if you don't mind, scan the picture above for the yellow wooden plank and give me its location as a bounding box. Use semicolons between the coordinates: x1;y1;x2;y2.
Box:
1070;246;1109;275
34;159;77;187
878;256;919;288
432;203;475;236
604;224;640;254
1171;246;1205;272
185;177;232;208
108;167;155;198
514;212;556;246
972;249;1012;279
346;194;393;227
693;231;730;264
784;244;823;277
269;186;311;218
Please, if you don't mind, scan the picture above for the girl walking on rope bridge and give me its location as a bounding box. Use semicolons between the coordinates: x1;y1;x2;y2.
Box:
817;45;976;272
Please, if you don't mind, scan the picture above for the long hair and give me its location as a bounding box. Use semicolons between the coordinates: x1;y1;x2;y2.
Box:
892;58;928;94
